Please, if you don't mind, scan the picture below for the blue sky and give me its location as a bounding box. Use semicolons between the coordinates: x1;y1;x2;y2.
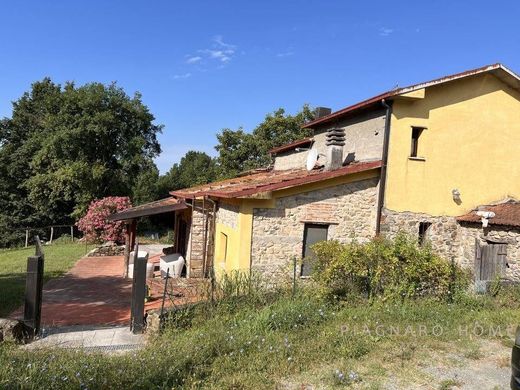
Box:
1;1;519;173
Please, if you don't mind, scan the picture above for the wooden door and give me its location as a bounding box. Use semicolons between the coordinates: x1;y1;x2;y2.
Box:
301;224;328;277
475;239;507;281
177;219;188;257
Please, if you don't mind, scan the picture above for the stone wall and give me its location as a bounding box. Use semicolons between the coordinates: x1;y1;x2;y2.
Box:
380;209;520;281
216;202;239;229
458;223;520;281
251;177;379;276
380;209;460;261
273;108;385;171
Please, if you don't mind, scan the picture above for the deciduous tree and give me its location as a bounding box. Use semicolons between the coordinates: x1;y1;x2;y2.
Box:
0;78;162;246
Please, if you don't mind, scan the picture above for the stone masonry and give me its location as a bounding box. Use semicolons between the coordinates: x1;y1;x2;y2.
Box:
381;209;520;282
251;177;379;276
216;202;239;229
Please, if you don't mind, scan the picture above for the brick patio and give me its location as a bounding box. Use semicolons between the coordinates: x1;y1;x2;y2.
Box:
37;256;131;327
11;254;205;327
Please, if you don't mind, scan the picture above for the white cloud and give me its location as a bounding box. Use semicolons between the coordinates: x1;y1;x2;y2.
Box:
200;49;234;63
186;56;202;64
172;73;192;80
276;51;294;58
175;35;237;80
379;27;394;37
213;35;236;50
199;35;237;64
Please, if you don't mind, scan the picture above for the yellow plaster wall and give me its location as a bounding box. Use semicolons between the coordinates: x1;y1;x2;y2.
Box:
386;74;520;216
214;169;380;276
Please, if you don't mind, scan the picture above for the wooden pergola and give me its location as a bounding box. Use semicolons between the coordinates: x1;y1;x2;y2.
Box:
108;197;188;276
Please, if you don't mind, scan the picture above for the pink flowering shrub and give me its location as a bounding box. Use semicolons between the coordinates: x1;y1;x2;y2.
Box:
77;197;132;243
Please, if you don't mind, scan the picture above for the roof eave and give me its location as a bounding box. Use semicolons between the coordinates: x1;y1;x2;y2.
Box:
304;63;520;129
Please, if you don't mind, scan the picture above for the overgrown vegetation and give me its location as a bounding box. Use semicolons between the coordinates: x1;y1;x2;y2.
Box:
1;237;516;388
0;243;93;317
312;234;470;301
1;281;519;389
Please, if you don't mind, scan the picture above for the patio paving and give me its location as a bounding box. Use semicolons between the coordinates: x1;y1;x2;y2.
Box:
36;255;131;327
11;252;206;328
26;325;144;354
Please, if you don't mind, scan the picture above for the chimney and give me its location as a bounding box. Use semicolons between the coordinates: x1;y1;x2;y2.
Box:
325;128;345;171
314;107;331;119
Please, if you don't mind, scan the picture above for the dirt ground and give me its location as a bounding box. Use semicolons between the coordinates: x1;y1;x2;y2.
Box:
284;338;512;389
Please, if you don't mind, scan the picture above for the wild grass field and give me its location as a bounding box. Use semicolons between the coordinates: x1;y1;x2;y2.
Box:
1;285;519;389
0;243;92;317
0;236;517;389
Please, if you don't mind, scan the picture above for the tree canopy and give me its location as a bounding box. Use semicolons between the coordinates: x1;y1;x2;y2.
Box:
215;105;314;178
0;78;162;246
0;76;313;247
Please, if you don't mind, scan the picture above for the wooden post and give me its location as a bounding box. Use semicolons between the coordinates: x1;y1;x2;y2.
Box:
130;219;137;249
25;229;29;248
123;222;130;278
24;237;45;336
70;225;74;242
130;243;146;334
49;227;54;244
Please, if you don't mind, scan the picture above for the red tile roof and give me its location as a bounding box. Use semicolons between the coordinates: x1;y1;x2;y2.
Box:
171;160;381;199
268;138;313;155
303;63;520;129
457;200;520;228
108;197;188;221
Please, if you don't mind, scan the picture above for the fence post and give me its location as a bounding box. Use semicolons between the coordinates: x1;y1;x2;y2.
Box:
49;227;54;244
25;229;29;248
130;243;147;334
292;256;297;297
70;225;74;242
160;268;170;321
24;236;44;336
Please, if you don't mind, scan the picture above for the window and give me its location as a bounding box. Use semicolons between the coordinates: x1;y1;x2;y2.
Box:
218;232;228;262
301;223;328;277
410;126;426;158
418;222;431;246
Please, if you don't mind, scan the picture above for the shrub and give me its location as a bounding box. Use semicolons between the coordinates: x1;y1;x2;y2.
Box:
312;233;469;301
76;197;131;244
52;234;76;244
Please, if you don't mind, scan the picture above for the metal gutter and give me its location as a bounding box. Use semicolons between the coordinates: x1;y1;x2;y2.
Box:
375;99;392;235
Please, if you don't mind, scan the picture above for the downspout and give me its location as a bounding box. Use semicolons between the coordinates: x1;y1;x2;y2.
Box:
375;99;392;235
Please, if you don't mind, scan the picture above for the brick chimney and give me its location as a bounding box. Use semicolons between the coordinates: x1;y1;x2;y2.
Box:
325;128;345;171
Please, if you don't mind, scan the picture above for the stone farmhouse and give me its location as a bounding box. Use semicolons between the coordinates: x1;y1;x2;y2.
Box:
112;63;520;284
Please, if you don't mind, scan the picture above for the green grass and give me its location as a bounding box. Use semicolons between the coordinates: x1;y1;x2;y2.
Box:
1;285;519;389
0;243;93;317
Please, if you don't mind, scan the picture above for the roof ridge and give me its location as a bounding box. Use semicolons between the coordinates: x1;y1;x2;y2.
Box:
304;63;517;129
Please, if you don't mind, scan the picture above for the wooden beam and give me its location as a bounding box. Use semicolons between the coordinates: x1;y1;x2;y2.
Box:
130;219;137;249
123;221;133;278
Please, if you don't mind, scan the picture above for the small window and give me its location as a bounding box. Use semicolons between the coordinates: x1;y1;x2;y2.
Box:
301;224;328;277
218;232;228;262
418;222;431;246
410;126;426;158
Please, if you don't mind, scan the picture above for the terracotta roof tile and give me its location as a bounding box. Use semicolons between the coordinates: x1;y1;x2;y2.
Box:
171;160;382;199
456;200;520;227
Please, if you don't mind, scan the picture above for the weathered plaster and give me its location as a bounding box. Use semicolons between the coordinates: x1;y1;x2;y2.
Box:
273;109;386;171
